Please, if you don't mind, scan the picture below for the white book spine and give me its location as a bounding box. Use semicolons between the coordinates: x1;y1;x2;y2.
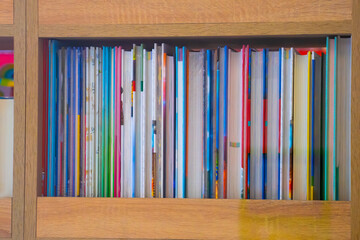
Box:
187;51;204;199
250;51;264;199
267;51;280;200
177;51;185;198
228;50;244;199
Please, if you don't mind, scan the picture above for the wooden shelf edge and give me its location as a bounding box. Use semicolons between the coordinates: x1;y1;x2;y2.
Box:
0;198;11;238
37;197;350;239
0;25;14;37
38;21;352;38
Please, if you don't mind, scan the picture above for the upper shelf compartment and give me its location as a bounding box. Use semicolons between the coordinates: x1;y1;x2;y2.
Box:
0;0;13;25
0;0;13;37
38;0;352;37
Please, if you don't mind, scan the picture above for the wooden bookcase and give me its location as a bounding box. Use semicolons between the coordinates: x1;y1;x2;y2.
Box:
24;0;359;239
0;0;26;240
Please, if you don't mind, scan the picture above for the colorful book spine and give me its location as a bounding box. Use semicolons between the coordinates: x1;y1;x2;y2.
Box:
278;50;282;200
263;49;268;199
131;47;136;198
151;47;156;198
80;48;86;197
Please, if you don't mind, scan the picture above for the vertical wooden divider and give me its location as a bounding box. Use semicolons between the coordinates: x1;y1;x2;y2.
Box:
25;0;38;239
351;0;360;239
13;0;26;239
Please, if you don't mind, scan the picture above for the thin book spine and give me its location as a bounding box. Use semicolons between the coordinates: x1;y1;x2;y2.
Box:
42;40;49;196
263;49;268;199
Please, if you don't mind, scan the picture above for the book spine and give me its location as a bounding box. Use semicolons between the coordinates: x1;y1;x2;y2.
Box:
263;49;268;199
42;40;49;196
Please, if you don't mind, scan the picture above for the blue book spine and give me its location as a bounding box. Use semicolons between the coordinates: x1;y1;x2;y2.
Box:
263;49;268;199
215;52;220;198
206;49;212;198
72;47;76;196
182;46;187;197
47;40;52;196
65;47;71;196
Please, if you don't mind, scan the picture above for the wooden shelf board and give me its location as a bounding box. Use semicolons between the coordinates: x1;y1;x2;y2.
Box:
38;21;352;38
0;198;11;238
39;0;351;25
37;197;350;239
0;25;14;37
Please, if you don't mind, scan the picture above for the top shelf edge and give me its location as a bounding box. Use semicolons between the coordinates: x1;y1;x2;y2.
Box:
38;21;352;39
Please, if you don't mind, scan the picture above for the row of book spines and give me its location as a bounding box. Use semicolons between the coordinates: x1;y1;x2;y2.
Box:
44;43;322;199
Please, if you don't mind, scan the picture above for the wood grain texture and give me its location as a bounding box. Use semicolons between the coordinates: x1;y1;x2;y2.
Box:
39;0;351;25
25;0;39;239
351;0;360;239
39;21;352;38
12;0;26;239
0;198;11;238
0;0;13;25
0;25;14;37
37;198;350;239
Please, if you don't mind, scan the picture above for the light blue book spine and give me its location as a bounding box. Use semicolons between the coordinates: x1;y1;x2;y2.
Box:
71;47;76;197
64;47;71;196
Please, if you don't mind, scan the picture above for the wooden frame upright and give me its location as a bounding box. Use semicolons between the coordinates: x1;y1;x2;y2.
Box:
24;0;359;239
0;0;26;239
